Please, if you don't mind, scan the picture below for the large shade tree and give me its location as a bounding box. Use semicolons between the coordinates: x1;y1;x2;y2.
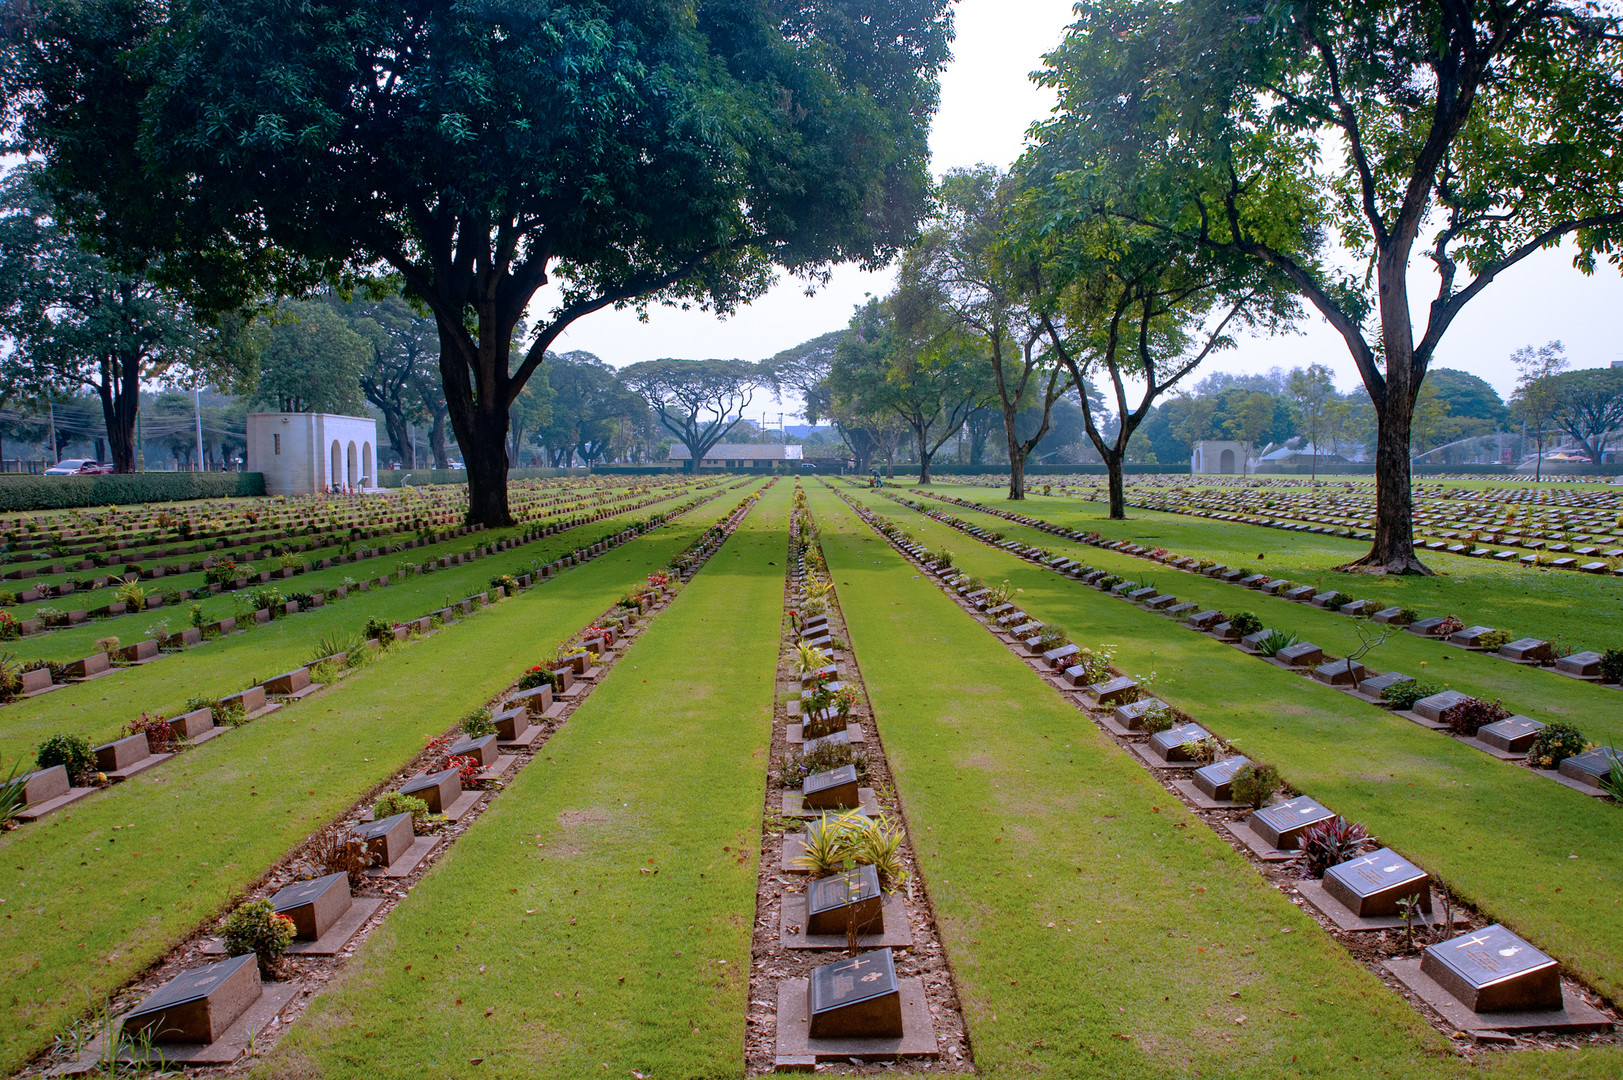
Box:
536;353;646;468
350;296;440;467
1548;367;1623;466
1034;0;1623;572
620;359;760;472
7;0;954;525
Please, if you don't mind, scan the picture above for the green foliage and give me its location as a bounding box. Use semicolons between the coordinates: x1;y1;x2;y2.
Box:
112;577;145;608
1527;723;1588;770
36;733;97;783
220;898;295;973
1477;629;1513;651
1179;736;1223;766
364;616;394;642
1292;819;1370;881
792;810;909;888
373;792;433;829
1380;680;1442;712
1228;611;1263;637
0;472;263;511
1252;630;1299;657
1439;697;1510;738
1138;704;1176;735
185;695;246;727
1600;648;1623;685
1035;624;1069;652
1229;762;1281;810
784;739;862;788
0;761;27;826
461;706;496;737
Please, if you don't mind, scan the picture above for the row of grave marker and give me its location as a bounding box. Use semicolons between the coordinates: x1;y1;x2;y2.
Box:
890;490;1622;793
914;488;1623;693
828;481;1614;1042
5;487;715;702
769;493;939;1067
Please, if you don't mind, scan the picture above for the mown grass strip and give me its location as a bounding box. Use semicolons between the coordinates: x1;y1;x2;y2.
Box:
930;481;1623;649
807;485;1483;1079
255;484;788;1080
0;485;762;1075
843;485;1623;1008
0;486;714;764
894;487;1623;739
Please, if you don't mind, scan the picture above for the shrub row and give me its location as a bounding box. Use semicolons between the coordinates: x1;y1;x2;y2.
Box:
0;472;266;511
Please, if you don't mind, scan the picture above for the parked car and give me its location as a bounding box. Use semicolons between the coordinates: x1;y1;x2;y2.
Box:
43;459;107;475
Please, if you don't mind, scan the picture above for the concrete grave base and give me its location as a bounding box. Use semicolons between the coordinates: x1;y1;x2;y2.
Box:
269;683;322;703
781;789;879;819
245;702;284;721
774;977;937;1063
443;790;485;822
781;834;811;874
473;755;518;783
1096;713;1149;739
14;787;94;821
1457;736;1524;762
1130;743;1200;771
557;682;588;699
1171;779;1240;811
1396;710;1447;732
1218;819;1298;862
779;893;913;950
1532;767;1610;798
786;723;865;746
21;681;64;699
1384;959;1612;1036
67;982;301;1070
1296;881;1465;933
204;898;383;957
105;752;173;783
497;725;546;750
365;836;441;879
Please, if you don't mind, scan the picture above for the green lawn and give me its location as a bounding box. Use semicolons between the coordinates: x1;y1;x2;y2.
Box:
888;485;1623;745
0;485;713;766
254;483;787;1080
835;485;1623;1012
920;481;1623;651
0;485;762;1075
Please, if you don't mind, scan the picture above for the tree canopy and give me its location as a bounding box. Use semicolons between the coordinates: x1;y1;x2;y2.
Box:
6;0;954;523
620;358;761;471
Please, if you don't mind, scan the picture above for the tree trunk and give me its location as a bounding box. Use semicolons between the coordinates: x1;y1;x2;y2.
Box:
1348;392;1431;574
462;413;513;526
428;408;449;469
1104;450;1126;519
915;426;932;484
1008;450;1027;501
96;352;141;473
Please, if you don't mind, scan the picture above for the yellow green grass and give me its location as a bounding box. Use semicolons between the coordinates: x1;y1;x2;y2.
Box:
254;483;787;1080
0;484;763;1074
835;485;1623;1014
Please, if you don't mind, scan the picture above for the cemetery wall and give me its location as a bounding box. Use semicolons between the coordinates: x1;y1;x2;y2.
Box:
0;471;266;511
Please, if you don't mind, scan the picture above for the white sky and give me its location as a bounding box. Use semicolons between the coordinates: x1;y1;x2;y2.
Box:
537;0;1623;418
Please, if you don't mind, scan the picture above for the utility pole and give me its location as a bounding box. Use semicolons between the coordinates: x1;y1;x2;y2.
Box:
194;387;205;471
136;410;145;472
47;399;57;465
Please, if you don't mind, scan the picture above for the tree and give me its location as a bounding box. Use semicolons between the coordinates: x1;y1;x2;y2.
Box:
10;0;953;525
0;167;247;471
620;359;760;472
534;353;644;468
1020;202;1295;517
1034;1;1623;572
766;331;849;427
1223;392;1276;475
1510;341;1569;481
250;301;368;415
1548;366;1623;466
1425;368;1508;428
507;371;554;469
1286;364;1338;482
350;296;439;467
831;296;990;484
901;166;1069;499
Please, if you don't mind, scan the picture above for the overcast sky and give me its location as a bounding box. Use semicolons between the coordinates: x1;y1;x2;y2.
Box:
538;0;1623;420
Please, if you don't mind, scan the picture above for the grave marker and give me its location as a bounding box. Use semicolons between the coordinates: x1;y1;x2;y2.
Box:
1420;925;1561;1012
805;865;884;937
807;948;904;1039
1249;796;1336;850
399;768;461;814
122;954;261;1045
1193;756;1249;801
354;812;413;867
1557;746;1621;788
1322;848;1430;917
803;765;860;810
269;872;352;940
1476;716;1544;754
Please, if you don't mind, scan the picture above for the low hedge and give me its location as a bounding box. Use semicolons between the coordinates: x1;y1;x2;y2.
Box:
0;472;266;511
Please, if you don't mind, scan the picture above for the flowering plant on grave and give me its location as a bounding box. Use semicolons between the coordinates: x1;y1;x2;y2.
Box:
517;665;558;691
448;754;483;784
834;685;860;718
1435;615;1465;637
646;572;670;588
0;612;15;641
